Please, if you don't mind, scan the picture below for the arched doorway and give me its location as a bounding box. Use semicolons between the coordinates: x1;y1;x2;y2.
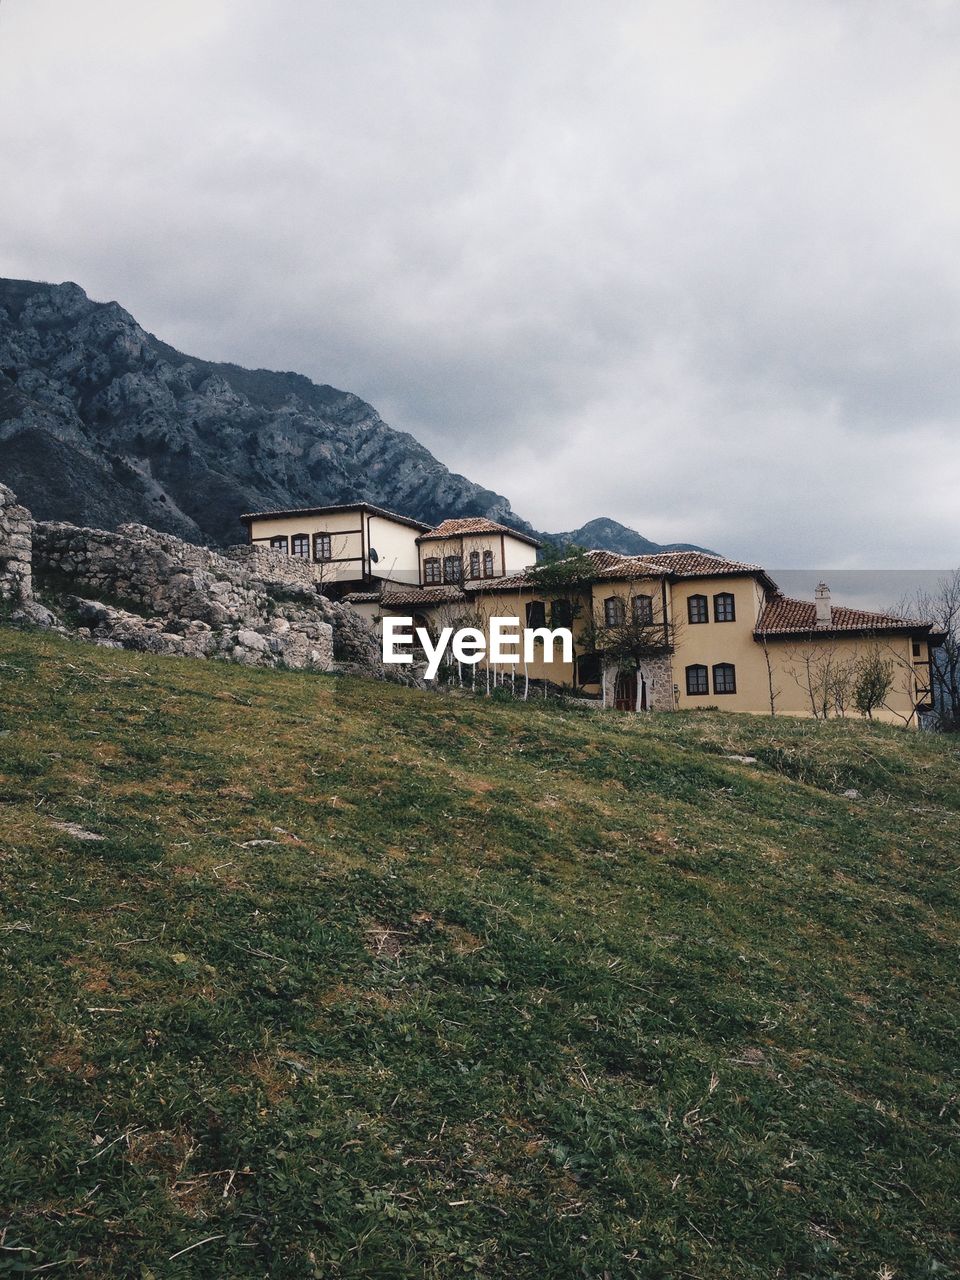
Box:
614;668;648;711
614;670;637;711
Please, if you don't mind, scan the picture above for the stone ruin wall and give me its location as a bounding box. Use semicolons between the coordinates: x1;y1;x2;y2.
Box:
0;483;392;675
0;484;32;603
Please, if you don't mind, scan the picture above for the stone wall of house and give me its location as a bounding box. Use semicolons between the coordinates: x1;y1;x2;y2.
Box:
602;651;676;712
0;483;33;604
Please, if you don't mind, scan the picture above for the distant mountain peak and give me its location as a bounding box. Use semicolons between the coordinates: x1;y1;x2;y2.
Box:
0;276;711;556
549;517;713;557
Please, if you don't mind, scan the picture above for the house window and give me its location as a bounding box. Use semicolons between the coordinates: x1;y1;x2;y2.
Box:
551;598;573;627
912;641;921;658
686;664;709;696
576;652;602;685
443;555;462;583
291;534;310;558
483;549;495;578
269;536;288;553
688;594;708;624
713;663;736;694
469;551;481;578
632;594;654;626
314;533;332;562
604;596;626;626
714;592;735;622
424;557;441;584
526;600;546;628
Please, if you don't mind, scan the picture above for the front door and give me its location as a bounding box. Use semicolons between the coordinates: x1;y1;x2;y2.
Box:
614;671;637;711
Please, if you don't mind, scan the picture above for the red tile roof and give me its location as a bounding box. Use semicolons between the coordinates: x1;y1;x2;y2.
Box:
643;551;767;578
417;518;541;547
378;585;468;608
756;595;931;637
591;552;668;580
525;549;666;581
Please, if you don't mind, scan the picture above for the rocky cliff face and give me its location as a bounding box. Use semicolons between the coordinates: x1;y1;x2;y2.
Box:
0;278;532;548
0;277;707;554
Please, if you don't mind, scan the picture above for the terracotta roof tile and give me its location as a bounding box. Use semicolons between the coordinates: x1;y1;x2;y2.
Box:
417;517;541;547
756;595;931;636
470;572;539;592
378;585;468;608
643;551;767;577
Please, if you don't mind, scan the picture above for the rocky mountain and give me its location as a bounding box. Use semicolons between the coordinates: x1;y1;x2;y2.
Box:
0;278;708;553
554;516;710;557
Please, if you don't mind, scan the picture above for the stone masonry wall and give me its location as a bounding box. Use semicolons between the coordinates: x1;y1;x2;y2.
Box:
602;651;676;712
0;483;32;603
225;543;332;589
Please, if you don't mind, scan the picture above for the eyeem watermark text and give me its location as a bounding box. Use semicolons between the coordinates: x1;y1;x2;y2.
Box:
383;617;573;680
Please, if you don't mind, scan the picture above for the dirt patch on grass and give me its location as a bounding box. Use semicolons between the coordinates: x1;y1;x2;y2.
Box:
46;1043;98;1080
366;921;404;962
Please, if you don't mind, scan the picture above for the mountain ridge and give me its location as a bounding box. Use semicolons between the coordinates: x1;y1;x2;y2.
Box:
0;277;709;554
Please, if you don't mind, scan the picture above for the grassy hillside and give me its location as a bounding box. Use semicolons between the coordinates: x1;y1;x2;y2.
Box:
0;629;958;1279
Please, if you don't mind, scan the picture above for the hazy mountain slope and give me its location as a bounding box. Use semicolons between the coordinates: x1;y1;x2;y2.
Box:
553;515;714;556
0;278;709;552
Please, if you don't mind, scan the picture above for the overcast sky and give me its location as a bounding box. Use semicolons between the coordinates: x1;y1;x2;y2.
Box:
2;0;958;566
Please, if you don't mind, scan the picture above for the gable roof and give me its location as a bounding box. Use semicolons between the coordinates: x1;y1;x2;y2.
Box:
642;550;778;591
240;502;430;531
417;517;541;547
756;595;937;639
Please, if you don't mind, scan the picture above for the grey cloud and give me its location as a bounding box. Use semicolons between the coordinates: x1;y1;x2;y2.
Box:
1;0;958;565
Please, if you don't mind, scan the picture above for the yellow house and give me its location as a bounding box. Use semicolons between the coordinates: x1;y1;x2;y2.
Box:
240;502;941;726
371;546;942;727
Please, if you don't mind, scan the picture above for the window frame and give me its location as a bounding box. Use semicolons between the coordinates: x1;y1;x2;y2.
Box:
483;548;495;578
423;557;441;585
468;550;481;579
713;591;736;623
525;600;547;629
687;594;708;624
685;664;709;696
269;535;288;553
313;532;332;562
604;596;626;627
290;533;310;559
551;598;573;627
576;652;602;686
443;554;463;584
712;662;737;695
632;593;654;626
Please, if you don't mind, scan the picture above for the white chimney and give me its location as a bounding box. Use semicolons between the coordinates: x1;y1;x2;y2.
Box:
815;581;831;627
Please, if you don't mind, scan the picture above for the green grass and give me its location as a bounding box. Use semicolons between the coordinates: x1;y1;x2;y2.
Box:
0;628;958;1279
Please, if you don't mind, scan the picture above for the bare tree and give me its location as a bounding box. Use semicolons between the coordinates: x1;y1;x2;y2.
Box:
827;659;855;718
781;644;844;720
757;632;780;716
853;648;895;719
907;570;960;729
580;593;679;711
